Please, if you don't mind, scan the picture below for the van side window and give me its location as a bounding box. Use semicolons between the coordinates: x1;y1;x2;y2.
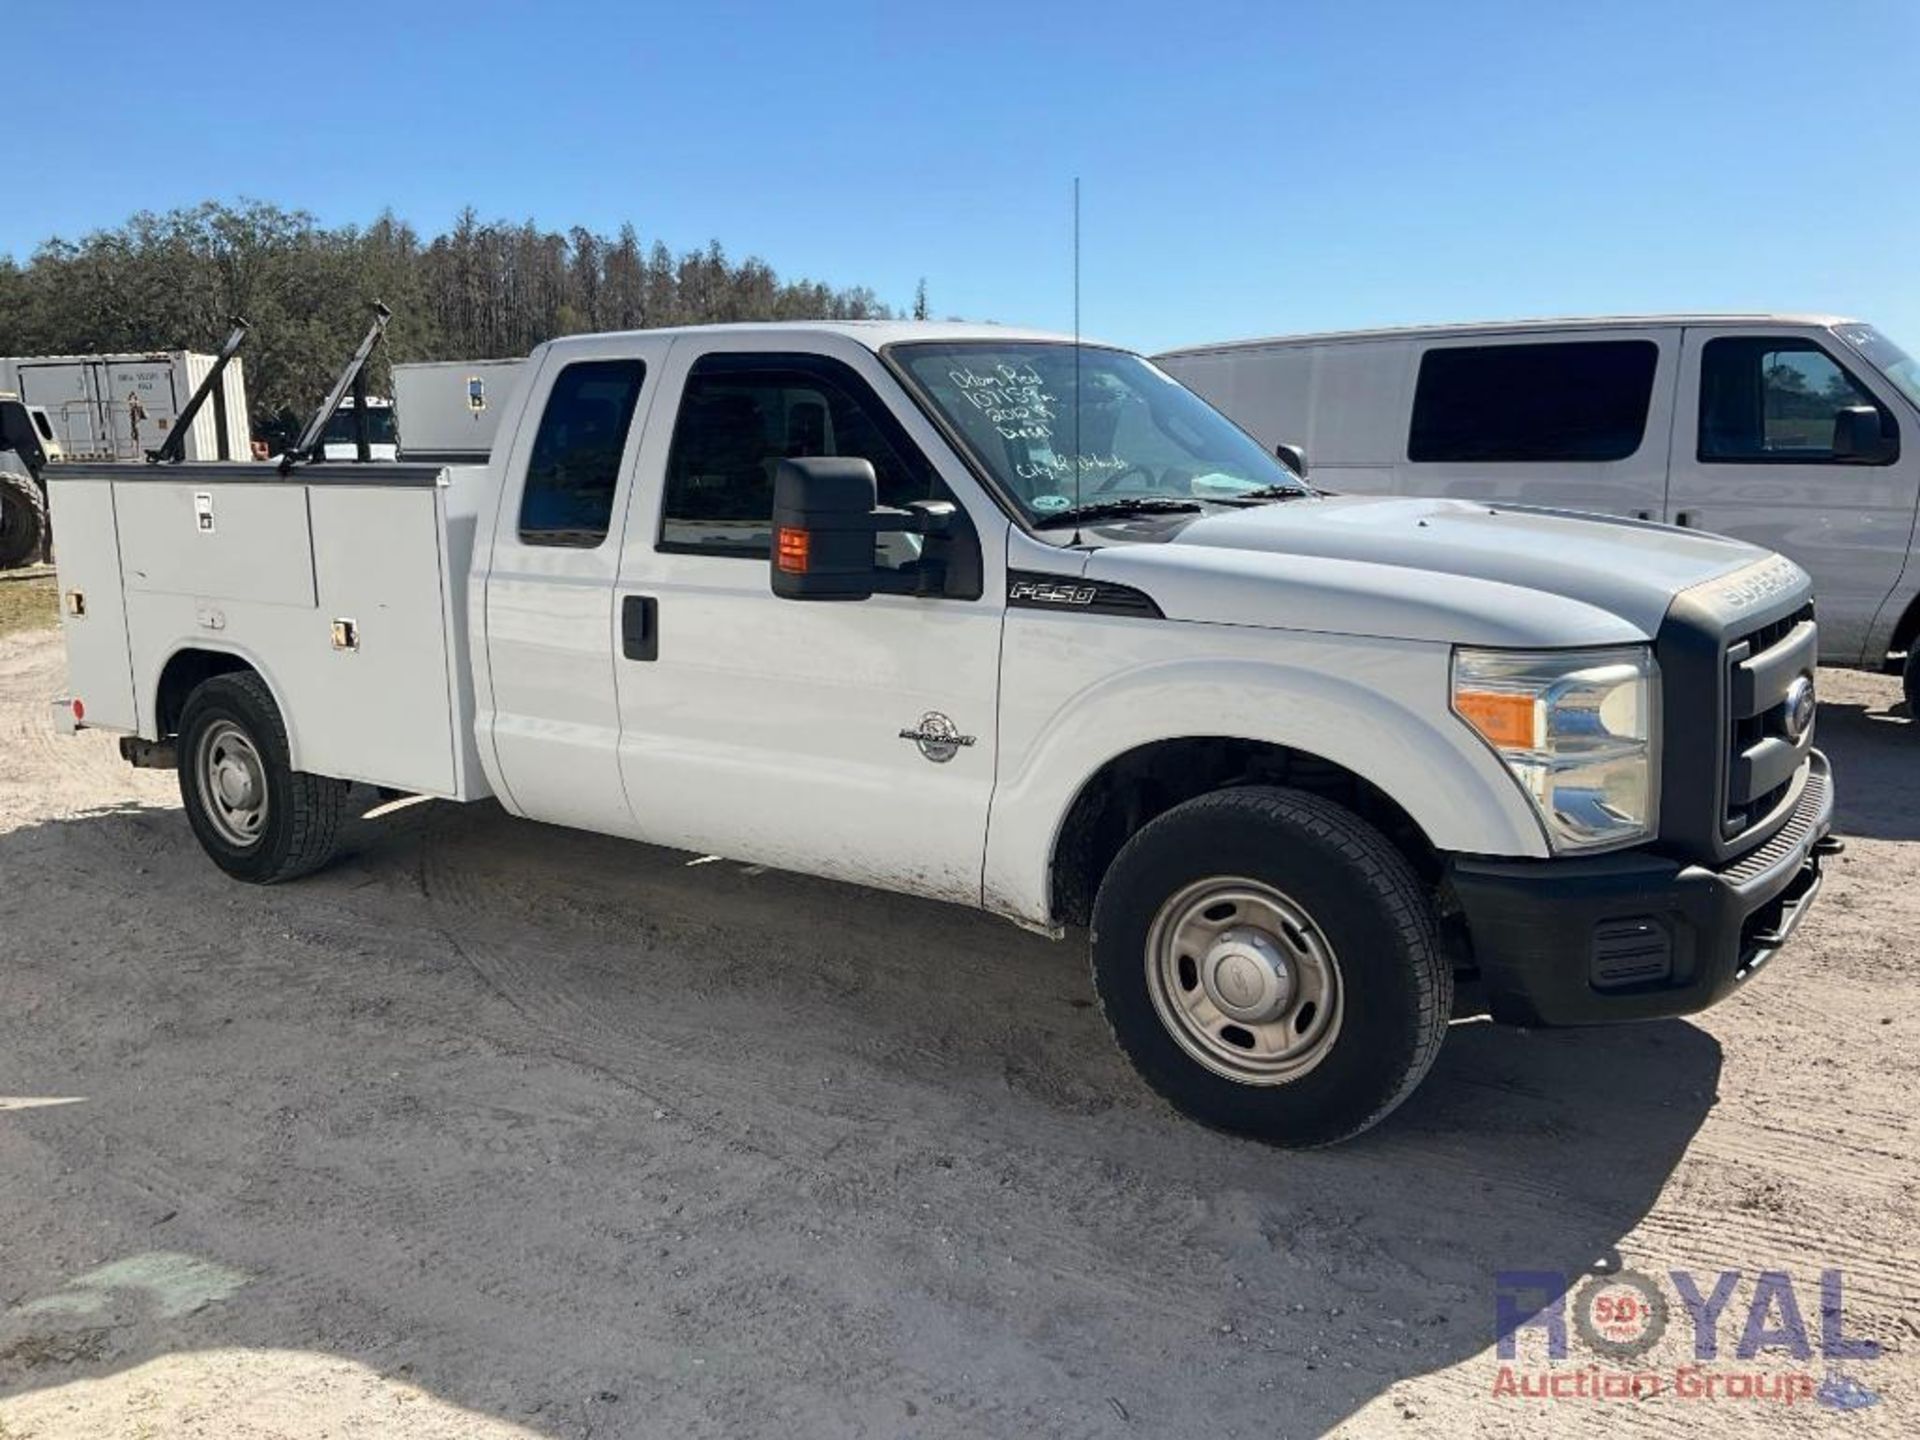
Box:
517;359;647;547
660;352;945;562
1698;337;1897;464
1407;340;1658;463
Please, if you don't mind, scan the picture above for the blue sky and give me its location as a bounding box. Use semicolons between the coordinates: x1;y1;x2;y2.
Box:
10;1;1918;354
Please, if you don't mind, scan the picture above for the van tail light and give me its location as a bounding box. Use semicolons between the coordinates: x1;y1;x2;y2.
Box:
776;526;811;574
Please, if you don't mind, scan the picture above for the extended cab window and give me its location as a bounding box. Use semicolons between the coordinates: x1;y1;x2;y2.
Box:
517;359;647;547
661;352;944;561
1408;340;1658;463
1698;336;1897;464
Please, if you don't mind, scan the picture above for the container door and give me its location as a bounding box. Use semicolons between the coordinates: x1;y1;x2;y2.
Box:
1667;325;1920;666
103;357;183;460
18;363;106;459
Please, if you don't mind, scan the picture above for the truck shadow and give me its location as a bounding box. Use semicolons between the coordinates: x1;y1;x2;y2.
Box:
0;798;1722;1438
1809;692;1918;842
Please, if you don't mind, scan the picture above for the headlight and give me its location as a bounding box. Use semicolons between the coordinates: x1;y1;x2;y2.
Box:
1452;645;1659;853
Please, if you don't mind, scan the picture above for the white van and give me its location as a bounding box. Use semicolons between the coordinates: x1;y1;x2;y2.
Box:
1158;316;1920;705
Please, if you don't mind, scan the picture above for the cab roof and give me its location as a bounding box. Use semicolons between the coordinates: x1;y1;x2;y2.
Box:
536;320;1094;358
1157;313;1862;358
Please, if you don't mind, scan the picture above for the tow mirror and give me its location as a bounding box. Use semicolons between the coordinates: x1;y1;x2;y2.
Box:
770;456;975;602
1832;405;1895;464
1275;441;1309;479
771;457;885;601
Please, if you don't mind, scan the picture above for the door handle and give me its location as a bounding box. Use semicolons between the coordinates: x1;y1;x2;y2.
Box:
1674;509;1699;528
621;595;658;661
1630;509;1653;520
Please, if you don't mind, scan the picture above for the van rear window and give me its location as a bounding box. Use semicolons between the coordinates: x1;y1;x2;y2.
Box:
1408;340;1658;464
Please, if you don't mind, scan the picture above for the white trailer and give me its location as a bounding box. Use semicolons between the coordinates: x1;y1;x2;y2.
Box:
392;358;525;458
44;322;1836;1147
0;350;250;463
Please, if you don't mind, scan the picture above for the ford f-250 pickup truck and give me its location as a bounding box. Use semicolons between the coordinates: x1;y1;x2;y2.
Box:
45;322;1836;1146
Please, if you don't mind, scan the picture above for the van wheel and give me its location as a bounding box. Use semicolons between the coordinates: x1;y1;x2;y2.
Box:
1090;786;1450;1147
0;470;47;570
177;672;347;883
1903;648;1919;720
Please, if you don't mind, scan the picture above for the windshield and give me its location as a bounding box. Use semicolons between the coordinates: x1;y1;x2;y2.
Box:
891;342;1304;522
1834;323;1920;411
323;405;398;445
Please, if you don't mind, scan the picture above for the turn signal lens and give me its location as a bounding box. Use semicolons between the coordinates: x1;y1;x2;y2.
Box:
1453;689;1537;750
776;526;810;574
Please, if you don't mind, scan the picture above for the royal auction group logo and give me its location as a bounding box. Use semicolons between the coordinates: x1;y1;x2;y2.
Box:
1494;1267;1882;1410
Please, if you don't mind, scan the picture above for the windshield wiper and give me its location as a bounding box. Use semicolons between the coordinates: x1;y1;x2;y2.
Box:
1031;497;1206;529
1218;485;1318;504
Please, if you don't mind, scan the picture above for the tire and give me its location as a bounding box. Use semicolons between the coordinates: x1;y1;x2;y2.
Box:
1904;648;1919;720
0;469;46;570
177;672;348;883
1090;786;1451;1147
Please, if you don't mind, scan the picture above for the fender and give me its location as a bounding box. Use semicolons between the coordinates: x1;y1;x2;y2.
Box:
982;640;1549;929
145;639;306;770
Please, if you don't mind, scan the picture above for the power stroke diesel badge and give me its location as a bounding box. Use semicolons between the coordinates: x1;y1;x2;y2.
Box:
899;712;976;764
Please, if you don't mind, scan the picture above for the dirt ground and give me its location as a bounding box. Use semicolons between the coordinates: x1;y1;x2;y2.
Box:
0;620;1914;1439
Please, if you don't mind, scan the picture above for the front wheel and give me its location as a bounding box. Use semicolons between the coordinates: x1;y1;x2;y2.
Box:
177;672;348;883
1903;647;1919;720
1090;786;1451;1147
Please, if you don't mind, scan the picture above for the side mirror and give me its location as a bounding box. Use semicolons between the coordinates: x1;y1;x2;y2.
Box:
1274;441;1309;479
771;456;884;601
1832;405;1895;464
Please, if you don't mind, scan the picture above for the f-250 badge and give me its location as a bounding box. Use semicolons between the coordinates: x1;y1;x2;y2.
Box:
899;712;976;764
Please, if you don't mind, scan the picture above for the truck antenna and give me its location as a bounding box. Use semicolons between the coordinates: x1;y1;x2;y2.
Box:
1071;176;1083;546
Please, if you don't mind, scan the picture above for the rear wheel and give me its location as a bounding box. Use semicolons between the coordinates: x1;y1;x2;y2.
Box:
1904;647;1919;720
0;469;47;569
1090;786;1451;1147
177;672;347;882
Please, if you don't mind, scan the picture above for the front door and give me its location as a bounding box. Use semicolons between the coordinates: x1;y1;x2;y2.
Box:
481;337;670;834
612;340;1007;905
1666;326;1920;664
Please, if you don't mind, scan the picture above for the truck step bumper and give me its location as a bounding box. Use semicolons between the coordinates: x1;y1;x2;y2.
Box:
1446;750;1834;1027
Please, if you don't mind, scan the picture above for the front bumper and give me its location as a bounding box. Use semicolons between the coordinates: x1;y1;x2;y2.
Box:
1447;750;1834;1026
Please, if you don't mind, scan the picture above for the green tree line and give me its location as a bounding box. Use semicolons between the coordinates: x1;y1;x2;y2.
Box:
0;200;900;447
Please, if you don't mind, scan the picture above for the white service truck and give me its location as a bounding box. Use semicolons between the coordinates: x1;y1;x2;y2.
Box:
45;323;1836;1145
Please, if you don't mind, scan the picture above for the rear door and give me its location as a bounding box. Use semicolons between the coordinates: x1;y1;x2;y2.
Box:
480;337;671;834
1394;329;1677;518
610;337;1008;904
1666;325;1919;664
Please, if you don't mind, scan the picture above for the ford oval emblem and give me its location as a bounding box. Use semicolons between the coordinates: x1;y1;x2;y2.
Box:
1783;674;1816;742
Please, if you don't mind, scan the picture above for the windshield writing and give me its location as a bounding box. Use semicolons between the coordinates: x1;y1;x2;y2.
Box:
893;343;1302;521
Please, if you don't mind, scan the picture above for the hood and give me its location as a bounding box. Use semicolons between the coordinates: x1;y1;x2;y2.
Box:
1077;494;1781;648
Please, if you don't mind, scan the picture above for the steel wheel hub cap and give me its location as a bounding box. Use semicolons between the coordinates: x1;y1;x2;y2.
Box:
1203;927;1295;1022
1145;877;1344;1086
196;720;269;848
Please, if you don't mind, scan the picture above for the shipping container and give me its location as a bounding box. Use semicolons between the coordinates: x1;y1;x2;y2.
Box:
0;351;251;463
